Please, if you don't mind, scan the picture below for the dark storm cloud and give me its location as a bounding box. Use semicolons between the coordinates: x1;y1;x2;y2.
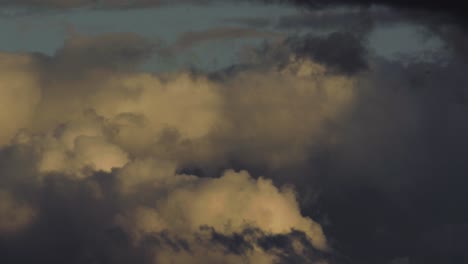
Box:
261;0;468;24
295;58;468;263
200;25;468;263
430;25;468;62
0;168;152;264
275;6;397;35
240;31;368;74
287;32;368;74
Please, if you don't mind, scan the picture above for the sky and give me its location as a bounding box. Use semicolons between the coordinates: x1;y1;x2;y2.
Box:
0;1;467;264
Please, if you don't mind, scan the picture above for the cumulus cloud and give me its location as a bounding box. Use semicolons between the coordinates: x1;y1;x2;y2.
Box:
0;7;467;263
117;167;326;247
115;164;328;263
213;58;355;168
0;32;340;263
2;32;355;172
0;53;41;147
39;134;129;177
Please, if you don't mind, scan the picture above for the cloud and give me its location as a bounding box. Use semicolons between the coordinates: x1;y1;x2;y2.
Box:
231;20;468;262
0;13;468;263
262;0;468;25
1;31;355;171
288;32;368;74
0;32;340;263
213;58;355;168
239;31;368;75
0;149;329;263
115;165;328;263
119;168;326;249
275;5;396;36
143;227;334;264
38;134;129;177
0;53;41;147
0;190;36;234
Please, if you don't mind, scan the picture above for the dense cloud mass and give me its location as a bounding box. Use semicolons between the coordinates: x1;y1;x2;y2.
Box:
0;32;347;264
1;1;468;264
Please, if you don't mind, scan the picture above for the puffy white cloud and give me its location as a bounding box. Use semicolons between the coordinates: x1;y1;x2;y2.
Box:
93;72;223;142
216;57;355;168
116;164;328;263
31;110;126;177
0;36;357;172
